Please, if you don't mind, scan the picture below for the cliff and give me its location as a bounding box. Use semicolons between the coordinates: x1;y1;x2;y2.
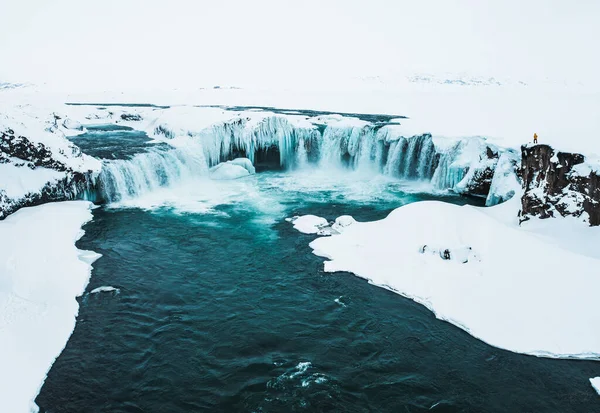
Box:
520;144;600;226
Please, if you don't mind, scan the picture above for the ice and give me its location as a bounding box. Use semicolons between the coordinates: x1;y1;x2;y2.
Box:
0;201;98;413
286;215;329;235
486;150;521;206
308;197;600;359
209;162;251;181
89;286;119;294
227;157;256;175
591;377;600;396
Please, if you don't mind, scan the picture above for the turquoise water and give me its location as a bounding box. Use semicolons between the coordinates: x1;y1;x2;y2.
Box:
35;171;599;413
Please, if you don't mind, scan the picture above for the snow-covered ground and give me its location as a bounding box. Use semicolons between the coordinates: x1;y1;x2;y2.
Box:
3;81;599;157
297;195;600;359
0;201;99;413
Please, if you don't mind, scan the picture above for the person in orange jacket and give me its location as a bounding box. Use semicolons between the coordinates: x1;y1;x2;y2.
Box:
533;133;538;144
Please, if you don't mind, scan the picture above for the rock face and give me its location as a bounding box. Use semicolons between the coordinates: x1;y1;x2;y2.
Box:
520;144;600;226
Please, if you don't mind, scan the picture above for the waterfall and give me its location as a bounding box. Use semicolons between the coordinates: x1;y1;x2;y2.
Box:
97;146;208;203
431;142;466;189
85;115;481;204
295;137;308;169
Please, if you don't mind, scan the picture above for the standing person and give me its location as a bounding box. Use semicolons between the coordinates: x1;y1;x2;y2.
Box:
533;133;538;144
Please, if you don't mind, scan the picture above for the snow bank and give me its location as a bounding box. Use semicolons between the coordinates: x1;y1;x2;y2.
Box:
308;199;600;359
591;377;600;396
0;201;99;413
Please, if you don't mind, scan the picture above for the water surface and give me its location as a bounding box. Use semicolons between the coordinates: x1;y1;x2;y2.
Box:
36;172;599;412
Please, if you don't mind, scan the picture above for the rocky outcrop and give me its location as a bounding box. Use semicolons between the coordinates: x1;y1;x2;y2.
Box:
519;144;600;226
0;129;73;171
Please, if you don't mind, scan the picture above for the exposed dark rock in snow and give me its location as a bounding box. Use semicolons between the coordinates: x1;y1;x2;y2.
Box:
120;113;142;121
520;144;600;226
1;129;71;171
420;245;477;264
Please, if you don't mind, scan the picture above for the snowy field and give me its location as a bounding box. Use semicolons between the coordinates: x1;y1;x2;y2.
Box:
0;202;99;413
3;83;600;157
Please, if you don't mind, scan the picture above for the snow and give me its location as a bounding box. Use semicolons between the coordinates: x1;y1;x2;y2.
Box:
305;197;600;359
591;377;600;396
0;163;65;199
571;156;600;177
286;215;329;235
0;201;99;413
332;215;356;232
0;105;101;173
209;161;251;180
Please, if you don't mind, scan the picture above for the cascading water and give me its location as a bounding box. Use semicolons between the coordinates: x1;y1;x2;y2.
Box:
96;146;208;203
295;138;308;170
86;116;481;204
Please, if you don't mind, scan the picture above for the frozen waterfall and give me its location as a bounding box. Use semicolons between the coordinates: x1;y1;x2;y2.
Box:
89;115;494;203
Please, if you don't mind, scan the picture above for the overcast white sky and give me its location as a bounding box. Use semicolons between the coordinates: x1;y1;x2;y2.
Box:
0;0;598;91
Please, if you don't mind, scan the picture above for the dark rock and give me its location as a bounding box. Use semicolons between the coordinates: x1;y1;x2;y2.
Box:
464;166;495;198
1;130;70;171
120;113;142;121
519;144;600;226
486;146;498;159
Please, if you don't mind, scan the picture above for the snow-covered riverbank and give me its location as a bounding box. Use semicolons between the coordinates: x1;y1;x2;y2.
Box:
299;196;600;359
0;201;99;413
